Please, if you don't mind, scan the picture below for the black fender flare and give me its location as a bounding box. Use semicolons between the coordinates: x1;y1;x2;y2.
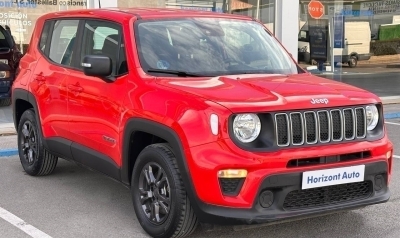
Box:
121;118;206;215
12;88;48;148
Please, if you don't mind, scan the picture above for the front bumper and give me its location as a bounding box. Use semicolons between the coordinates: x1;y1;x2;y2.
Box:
183;136;392;225
193;161;389;225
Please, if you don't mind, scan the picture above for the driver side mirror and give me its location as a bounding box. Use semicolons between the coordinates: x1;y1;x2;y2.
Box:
82;55;112;79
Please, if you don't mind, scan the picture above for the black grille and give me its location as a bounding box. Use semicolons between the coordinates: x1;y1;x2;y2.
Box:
219;178;244;196
356;108;366;137
276;114;289;145
344;109;354;139
331;110;342;140
290;113;303;144
305;112;317;143
283;181;372;210
275;107;367;147
318;111;330;142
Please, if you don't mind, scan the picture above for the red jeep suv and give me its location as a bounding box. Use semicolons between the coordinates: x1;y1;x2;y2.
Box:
12;8;393;238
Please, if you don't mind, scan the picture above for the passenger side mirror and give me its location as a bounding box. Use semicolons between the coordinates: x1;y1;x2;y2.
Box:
82;55;112;79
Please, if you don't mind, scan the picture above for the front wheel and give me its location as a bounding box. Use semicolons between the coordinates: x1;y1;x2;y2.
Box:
131;143;198;238
348;56;358;68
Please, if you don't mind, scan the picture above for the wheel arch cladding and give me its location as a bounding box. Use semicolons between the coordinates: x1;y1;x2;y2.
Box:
121;118;204;215
12;89;47;147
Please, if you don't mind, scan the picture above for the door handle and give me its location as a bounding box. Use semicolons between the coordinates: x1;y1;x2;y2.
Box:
34;74;46;81
68;84;84;92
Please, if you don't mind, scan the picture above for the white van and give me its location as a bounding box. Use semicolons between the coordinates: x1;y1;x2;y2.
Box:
298;21;371;68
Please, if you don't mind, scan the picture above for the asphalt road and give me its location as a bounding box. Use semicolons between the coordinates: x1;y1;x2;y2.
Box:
0;119;399;238
317;72;400;97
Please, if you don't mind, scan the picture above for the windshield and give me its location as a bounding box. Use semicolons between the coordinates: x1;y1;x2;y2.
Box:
135;18;299;77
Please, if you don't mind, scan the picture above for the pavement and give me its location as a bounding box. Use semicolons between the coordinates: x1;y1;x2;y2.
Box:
0;117;399;238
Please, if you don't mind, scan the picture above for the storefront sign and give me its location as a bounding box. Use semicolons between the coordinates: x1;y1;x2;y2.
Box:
361;0;400;15
328;4;352;16
0;0;87;8
308;18;329;61
333;14;345;48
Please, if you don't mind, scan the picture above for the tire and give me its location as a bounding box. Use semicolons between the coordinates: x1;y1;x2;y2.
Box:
17;109;58;176
348;56;358;68
0;98;11;107
131;143;198;238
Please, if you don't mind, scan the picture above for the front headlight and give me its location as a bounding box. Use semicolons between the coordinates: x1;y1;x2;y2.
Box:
366;105;379;131
233;114;261;143
0;71;10;79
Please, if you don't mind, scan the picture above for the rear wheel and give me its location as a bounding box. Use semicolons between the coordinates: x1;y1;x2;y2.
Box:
17;109;58;176
0;98;11;107
131;143;198;238
348;56;358;68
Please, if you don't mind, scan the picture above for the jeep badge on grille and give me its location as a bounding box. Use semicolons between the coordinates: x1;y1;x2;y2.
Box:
311;98;329;104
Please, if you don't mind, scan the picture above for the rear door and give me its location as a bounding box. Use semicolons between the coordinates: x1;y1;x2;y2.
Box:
31;19;80;140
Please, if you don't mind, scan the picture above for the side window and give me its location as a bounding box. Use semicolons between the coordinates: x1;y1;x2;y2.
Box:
39;21;52;53
48;20;79;67
81;20;127;76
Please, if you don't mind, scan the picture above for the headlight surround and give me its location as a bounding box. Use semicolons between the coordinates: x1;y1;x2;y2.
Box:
233;113;261;143
366;105;379;131
0;71;10;79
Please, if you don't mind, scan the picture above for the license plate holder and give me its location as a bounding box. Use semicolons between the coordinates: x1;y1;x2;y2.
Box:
302;165;365;190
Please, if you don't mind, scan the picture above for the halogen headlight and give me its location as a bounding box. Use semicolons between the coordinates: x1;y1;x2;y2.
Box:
233;114;261;143
366;105;379;131
0;71;10;79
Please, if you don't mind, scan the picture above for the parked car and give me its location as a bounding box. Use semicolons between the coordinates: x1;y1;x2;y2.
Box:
298;21;372;68
12;8;393;238
0;25;22;106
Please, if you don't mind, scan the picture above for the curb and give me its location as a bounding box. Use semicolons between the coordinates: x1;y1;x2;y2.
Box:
0;149;18;157
384;112;400;119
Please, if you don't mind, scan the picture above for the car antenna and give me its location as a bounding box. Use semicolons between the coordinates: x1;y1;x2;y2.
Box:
98;0;101;8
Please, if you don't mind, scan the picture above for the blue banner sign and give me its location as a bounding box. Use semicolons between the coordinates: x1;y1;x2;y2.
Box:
333;14;345;48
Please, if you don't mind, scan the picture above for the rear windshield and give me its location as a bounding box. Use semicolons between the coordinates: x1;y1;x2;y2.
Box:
135;18;299;77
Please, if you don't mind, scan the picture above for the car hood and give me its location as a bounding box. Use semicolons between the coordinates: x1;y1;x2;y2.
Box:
155;73;380;113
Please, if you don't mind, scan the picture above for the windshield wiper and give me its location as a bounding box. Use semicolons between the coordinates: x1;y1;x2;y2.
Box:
147;68;206;77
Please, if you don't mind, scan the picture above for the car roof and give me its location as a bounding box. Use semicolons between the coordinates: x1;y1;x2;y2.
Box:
40;7;253;22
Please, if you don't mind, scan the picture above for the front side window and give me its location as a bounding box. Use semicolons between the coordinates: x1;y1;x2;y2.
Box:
80;20;127;76
135;18;298;77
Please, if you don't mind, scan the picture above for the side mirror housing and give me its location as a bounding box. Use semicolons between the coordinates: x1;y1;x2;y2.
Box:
82;55;112;78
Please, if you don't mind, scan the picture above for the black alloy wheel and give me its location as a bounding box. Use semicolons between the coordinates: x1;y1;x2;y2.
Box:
138;162;171;225
131;143;198;238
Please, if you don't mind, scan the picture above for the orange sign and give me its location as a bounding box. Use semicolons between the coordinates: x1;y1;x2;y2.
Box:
308;0;324;19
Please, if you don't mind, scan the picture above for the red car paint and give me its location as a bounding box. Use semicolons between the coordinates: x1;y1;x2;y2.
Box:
12;8;393;228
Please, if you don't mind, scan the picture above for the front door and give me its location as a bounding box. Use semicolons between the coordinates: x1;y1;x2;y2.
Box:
67;19;128;177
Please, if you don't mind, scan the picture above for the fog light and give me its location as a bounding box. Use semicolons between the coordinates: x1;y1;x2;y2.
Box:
375;174;385;191
259;190;274;208
218;169;247;178
386;151;392;159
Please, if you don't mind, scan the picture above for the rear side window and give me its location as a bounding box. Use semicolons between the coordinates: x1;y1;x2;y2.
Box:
47;20;79;67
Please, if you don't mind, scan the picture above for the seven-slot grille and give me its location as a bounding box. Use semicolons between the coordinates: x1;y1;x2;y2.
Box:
275;107;366;147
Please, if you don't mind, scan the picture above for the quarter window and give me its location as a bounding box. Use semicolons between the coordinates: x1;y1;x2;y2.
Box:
39;21;52;53
48;20;79;66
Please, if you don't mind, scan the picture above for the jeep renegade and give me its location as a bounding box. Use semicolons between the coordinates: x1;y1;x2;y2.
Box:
12;8;393;238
